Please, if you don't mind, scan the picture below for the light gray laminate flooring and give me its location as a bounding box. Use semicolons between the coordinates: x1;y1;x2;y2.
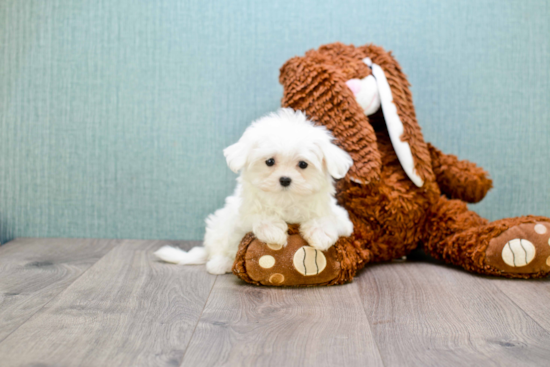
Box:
1;238;549;367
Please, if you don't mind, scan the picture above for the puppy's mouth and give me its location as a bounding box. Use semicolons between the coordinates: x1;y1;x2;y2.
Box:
273;185;291;193
257;181;314;195
257;183;291;193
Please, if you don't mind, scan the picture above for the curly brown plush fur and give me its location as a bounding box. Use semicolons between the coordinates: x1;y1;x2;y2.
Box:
428;144;493;203
233;42;550;286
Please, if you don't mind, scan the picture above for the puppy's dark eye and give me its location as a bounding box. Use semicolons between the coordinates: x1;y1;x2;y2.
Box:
298;161;308;169
265;158;275;167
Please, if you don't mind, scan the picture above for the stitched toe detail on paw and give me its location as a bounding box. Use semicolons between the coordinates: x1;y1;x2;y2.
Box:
486;222;550;274
501;239;535;267
293;246;327;276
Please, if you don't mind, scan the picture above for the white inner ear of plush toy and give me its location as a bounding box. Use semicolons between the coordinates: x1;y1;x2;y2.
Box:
358;58;424;187
346;75;381;116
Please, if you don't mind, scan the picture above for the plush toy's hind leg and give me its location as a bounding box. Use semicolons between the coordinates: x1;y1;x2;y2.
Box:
423;196;550;278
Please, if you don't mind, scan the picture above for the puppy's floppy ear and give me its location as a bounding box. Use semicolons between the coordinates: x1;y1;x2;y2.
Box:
223;139;249;173
318;139;353;179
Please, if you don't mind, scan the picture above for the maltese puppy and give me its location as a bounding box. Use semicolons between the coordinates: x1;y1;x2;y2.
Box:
155;108;354;274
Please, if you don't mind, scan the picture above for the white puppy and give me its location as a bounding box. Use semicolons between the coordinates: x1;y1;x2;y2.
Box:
155;108;354;274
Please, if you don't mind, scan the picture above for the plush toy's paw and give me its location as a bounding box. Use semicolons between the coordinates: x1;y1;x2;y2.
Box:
206;256;234;274
300;223;339;251
234;233;342;286
232;224;366;287
486;222;550;274
253;220;288;247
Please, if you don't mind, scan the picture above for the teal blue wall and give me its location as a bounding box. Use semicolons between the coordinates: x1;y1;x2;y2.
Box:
1;0;549;243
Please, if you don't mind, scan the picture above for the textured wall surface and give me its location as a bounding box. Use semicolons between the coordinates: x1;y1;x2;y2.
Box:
1;0;549;243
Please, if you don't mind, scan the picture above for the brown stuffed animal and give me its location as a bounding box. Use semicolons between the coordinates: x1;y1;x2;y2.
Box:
232;42;550;286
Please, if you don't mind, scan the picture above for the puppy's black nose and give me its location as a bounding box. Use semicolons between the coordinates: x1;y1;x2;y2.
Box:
279;177;292;187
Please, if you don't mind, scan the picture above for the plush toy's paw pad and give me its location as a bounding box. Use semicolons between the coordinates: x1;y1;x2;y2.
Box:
486;222;550;274
293;246;327;276
501;239;536;267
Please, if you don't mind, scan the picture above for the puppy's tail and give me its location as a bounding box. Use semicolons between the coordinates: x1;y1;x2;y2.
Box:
154;246;207;265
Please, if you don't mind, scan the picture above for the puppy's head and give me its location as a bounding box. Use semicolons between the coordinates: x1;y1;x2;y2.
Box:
224;108;352;196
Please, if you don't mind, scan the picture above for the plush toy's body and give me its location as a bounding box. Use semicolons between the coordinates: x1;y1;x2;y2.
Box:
233;43;550;286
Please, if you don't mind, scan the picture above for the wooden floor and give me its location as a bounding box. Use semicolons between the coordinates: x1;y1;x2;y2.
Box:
1;239;550;367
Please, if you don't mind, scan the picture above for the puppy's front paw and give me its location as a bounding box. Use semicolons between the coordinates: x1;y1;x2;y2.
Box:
253;220;288;246
301;224;339;251
341;218;354;237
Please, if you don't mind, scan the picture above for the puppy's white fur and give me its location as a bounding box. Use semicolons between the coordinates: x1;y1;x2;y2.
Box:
155;108;354;274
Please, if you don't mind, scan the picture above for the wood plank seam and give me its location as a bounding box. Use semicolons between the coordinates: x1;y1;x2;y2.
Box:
355;262;550;366
474;276;550;333
0;240;219;366
179;275;219;366
0;240;119;345
354;276;387;367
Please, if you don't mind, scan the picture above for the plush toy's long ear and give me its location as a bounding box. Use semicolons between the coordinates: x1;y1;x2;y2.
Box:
280;55;381;184
223;140;249;173
358;44;435;186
